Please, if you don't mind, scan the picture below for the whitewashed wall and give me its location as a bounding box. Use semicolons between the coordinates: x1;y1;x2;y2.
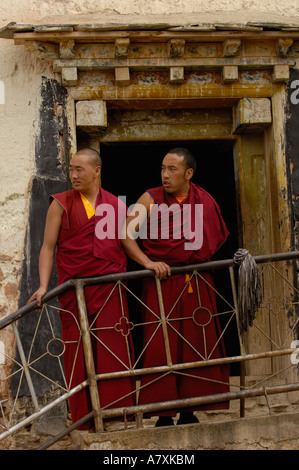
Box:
0;0;299;25
0;37;53;318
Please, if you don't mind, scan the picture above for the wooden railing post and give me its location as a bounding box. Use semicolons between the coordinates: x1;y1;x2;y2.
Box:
74;280;104;432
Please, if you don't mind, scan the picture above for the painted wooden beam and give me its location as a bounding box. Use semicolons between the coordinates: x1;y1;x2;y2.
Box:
76;100;107;128
115;67;130;86
272;64;290;83
115;38;130;58
53;56;295;73
59;40;75;59
222;39;241;57
169;66;184;84
61;67;78;86
233;97;272;133
222;65;239;83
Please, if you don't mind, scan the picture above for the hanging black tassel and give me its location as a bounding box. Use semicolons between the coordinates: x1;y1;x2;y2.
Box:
234;248;263;333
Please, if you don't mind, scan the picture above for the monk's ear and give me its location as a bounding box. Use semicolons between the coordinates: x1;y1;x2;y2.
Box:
185;167;194;181
95;165;101;177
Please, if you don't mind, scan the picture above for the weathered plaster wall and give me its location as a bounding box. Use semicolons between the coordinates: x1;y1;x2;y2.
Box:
0;40;55;320
0;0;299;26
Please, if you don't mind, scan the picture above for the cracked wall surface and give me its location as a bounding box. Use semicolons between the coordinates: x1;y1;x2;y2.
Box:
0;0;299;28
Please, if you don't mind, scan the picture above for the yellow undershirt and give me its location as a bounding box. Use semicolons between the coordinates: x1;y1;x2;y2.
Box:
149;194;188;210
80;193;95;219
174;194;188;204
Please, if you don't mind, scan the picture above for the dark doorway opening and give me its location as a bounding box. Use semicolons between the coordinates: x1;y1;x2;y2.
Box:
100;140;240;373
100;140;238;254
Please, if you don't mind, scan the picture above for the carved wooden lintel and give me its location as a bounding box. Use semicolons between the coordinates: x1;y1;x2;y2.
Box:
233;97;272;133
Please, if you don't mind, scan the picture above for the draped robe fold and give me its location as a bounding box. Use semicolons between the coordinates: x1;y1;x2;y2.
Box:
51;188;135;429
138;182;230;416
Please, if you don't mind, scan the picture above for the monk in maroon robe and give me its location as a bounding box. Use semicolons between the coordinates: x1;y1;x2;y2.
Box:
122;148;230;426
29;149;137;431
52;186;136;429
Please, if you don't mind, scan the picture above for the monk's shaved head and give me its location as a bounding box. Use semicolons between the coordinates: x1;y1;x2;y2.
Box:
74;148;102;167
167;147;196;172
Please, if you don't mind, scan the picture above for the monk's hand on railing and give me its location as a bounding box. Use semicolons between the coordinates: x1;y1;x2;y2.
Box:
144;260;171;280
27;286;47;308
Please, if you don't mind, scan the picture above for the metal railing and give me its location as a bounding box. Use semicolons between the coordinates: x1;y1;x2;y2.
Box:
0;251;299;450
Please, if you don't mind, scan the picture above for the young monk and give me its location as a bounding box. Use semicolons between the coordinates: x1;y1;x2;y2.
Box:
122;148;230;427
28;148;166;430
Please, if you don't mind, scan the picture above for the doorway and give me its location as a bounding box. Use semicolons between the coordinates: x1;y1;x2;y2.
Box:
100;139;238;257
100;139;241;371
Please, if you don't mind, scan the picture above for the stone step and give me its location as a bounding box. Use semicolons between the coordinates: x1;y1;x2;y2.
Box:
78;410;299;451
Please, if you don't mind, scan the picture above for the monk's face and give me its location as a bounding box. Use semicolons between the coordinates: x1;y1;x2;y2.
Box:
69;153;101;193
161;153;193;195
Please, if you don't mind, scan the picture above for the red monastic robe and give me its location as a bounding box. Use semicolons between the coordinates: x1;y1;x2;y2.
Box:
138;182;230;416
51;188;135;429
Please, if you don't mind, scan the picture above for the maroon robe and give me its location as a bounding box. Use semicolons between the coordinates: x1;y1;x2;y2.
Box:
51;188;135;429
138;182;230;416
